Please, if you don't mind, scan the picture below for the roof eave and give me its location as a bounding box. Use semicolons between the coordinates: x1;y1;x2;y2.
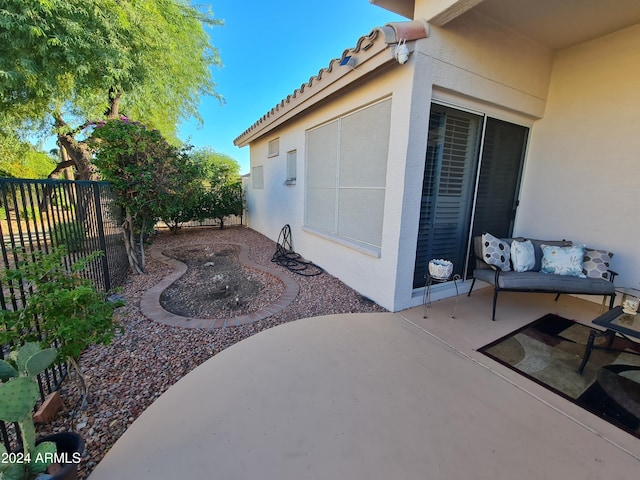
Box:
234;21;428;148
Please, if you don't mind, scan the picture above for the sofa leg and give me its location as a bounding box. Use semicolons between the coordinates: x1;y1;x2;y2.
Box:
609;293;615;310
467;278;476;297
492;289;499;321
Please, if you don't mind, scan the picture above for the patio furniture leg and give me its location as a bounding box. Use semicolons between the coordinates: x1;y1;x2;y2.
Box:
467;278;476;297
578;329;614;374
492;289;499;321
578;328;598;374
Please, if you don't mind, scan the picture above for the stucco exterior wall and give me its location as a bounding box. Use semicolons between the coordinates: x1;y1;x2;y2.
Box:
517;24;640;289
417;10;553;117
247;64;417;311
246;14;559;311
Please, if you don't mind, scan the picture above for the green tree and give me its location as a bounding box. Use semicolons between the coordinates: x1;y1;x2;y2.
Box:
90;118;200;272
205;180;244;228
192;148;241;185
191;148;244;228
0;132;56;179
0;0;222;179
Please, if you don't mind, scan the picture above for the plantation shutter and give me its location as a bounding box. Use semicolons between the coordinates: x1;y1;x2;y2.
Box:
413;106;481;288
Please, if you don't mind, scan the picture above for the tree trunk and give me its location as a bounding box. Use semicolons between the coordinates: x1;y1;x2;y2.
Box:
52;113;95;181
55;134;94;180
123;210;144;274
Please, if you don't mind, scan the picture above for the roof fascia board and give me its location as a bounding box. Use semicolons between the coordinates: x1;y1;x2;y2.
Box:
426;0;484;27
369;0;415;19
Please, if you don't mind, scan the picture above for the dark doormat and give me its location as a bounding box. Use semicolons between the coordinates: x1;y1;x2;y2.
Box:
479;313;640;439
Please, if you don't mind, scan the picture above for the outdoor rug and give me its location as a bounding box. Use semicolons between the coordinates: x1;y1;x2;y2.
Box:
479;314;640;439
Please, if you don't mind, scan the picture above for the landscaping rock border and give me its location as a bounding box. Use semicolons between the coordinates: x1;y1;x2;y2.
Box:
141;242;299;328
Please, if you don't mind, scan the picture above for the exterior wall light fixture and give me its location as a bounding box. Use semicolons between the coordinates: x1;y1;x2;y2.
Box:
394;39;409;64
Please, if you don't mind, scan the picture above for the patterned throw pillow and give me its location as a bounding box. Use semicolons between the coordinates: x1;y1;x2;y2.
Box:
540;244;586;277
481;232;511;271
582;248;613;279
510;239;535;272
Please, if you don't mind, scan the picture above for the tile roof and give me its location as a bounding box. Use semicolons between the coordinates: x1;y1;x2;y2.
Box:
234;20;428;147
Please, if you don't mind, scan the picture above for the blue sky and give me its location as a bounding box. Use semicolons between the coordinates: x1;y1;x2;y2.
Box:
178;0;405;174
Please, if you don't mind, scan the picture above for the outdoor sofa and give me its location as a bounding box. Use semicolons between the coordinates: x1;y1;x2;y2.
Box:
468;233;616;320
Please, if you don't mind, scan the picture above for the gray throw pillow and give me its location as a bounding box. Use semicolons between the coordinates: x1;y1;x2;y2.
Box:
582;248;613;279
481;232;511;271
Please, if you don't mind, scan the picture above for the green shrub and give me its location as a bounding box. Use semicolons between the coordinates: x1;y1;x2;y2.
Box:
0;247;123;364
18;205;38;220
51;195;74;211
50;220;86;253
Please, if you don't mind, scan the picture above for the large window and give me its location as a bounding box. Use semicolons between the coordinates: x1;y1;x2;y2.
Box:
306;99;391;250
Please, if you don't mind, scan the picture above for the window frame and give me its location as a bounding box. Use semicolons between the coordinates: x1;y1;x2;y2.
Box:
285;150;297;185
304;98;391;256
252;165;264;189
267;138;280;158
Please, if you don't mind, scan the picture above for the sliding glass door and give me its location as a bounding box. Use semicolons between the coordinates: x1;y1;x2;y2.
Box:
413;104;528;289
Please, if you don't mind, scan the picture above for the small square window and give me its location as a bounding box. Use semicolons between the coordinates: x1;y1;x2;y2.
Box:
252;166;264;189
268;138;280;157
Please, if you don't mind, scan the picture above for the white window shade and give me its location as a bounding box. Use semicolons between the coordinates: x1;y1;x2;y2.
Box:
252;166;264;189
306;98;391;249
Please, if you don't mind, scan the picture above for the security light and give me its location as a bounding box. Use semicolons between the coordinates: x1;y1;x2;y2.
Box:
395;39;409;64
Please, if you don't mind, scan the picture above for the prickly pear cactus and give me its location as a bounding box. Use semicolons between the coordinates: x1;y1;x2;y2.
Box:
0;377;40;423
25;348;57;378
0;360;18;382
0;342;59;479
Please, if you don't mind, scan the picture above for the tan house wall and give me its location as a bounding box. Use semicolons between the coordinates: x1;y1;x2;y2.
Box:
416;9;553;117
246;12;558;311
247;63;418;310
518;23;640;288
243;8;639;311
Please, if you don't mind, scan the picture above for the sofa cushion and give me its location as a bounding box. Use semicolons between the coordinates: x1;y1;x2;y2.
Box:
473;269;615;295
481;233;511;271
510;239;535;272
540;244;586;278
582;248;614;280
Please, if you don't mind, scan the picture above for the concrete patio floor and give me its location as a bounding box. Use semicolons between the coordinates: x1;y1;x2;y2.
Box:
89;287;640;479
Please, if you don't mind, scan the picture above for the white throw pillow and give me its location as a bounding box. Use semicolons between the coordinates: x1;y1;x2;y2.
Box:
510;239;535;272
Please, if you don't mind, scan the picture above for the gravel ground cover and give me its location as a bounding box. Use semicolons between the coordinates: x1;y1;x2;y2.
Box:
38;226;386;478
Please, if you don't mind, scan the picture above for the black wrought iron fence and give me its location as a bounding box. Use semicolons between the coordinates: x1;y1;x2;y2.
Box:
0;178;129;451
1;178;129;291
156;213;244;230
